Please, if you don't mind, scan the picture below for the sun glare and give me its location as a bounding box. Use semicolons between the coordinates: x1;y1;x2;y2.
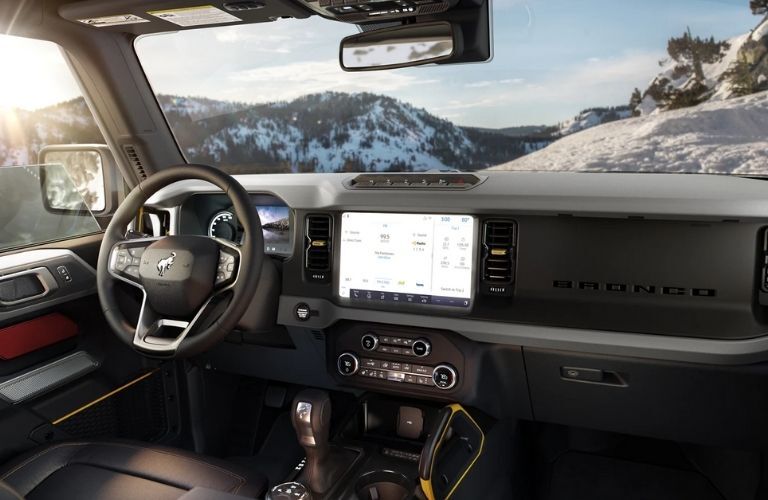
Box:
0;35;81;111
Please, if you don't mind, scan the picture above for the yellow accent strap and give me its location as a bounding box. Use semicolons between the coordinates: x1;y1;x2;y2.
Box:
52;369;159;425
421;404;485;500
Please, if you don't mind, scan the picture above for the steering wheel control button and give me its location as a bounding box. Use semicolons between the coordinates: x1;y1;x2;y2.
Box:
361;333;379;351
295;303;312;321
432;364;458;390
412;339;431;357
114;250;129;271
216;252;237;285
337;353;359;376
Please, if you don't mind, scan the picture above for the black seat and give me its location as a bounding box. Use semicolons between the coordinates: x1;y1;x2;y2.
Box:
0;441;267;500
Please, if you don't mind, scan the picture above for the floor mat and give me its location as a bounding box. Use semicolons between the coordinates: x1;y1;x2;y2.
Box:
547;452;724;500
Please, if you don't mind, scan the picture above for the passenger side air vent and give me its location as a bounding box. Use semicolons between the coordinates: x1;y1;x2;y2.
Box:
481;220;517;296
305;214;333;283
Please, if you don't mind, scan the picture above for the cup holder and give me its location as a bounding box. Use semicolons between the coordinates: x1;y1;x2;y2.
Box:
355;470;413;500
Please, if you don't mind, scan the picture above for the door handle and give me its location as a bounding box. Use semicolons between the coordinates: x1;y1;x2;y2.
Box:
0;267;57;306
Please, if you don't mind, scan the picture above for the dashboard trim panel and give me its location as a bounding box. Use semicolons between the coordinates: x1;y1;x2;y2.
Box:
278;295;768;366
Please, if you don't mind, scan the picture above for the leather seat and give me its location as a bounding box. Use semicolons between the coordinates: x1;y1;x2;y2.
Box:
0;441;267;500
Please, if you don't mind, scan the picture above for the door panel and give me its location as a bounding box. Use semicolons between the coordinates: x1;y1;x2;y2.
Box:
0;313;79;361
0;235;177;464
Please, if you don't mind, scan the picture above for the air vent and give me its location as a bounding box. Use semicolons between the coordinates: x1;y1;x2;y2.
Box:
305;214;333;283
347;173;483;190
481;220;516;296
122;145;147;180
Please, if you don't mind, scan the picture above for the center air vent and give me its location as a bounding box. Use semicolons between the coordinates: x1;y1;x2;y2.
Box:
305;214;333;283
481;220;517;296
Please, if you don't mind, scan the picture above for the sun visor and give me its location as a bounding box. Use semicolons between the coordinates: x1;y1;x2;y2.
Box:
58;0;311;35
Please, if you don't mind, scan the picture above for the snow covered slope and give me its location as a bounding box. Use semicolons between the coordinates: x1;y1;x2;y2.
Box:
637;18;768;114
490;90;768;175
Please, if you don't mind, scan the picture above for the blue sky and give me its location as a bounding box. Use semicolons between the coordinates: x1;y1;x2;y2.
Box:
136;0;759;128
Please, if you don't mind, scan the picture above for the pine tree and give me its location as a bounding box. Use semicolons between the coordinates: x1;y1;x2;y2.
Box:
724;54;757;97
666;27;730;82
629;88;643;116
750;0;768;15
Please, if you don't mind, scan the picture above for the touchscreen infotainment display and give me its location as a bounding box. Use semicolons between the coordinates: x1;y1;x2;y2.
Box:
338;213;476;308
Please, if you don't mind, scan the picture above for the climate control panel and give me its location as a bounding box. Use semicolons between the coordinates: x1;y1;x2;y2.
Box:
360;332;431;357
330;323;466;396
336;352;458;390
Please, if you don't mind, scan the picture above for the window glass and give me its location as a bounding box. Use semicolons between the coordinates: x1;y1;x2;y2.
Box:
0;165;101;252
0;35;107;250
136;1;768;175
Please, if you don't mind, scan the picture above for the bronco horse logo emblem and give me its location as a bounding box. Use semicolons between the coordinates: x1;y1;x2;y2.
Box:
157;252;177;277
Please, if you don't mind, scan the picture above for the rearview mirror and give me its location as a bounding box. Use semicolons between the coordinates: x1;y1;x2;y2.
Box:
340;22;460;71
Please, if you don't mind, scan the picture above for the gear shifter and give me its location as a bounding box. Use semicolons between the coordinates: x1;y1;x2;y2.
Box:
293;389;332;458
291;390;335;494
289;389;358;496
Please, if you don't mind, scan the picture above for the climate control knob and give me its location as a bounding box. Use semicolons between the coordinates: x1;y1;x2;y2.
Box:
361;333;379;351
337;352;359;376
432;364;458;390
411;339;431;357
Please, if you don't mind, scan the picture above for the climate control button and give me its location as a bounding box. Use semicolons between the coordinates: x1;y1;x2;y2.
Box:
432;364;458;390
337;353;359;376
411;339;431;357
361;333;379;351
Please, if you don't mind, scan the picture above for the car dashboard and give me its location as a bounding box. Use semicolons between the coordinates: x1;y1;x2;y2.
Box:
144;171;768;448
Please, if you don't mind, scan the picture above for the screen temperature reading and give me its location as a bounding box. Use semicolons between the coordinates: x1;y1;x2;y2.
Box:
338;213;475;308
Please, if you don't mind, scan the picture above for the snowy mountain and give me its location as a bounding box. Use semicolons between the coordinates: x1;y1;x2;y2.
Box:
159;92;543;173
0;93;558;173
0;100;102;167
490;90;768;175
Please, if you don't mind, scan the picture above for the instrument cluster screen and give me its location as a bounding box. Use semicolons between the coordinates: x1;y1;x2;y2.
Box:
338;212;476;308
208;205;291;256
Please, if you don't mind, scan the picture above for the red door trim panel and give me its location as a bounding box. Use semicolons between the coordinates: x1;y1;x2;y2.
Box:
0;313;78;360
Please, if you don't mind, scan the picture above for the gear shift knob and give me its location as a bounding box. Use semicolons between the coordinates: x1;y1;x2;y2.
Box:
290;390;356;496
292;389;331;452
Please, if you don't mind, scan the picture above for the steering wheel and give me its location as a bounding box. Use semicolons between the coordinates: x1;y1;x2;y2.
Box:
97;164;263;358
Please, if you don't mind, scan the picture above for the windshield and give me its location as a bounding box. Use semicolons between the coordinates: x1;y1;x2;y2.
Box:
136;0;768;175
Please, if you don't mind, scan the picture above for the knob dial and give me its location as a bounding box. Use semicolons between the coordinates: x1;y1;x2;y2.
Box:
361;333;379;351
432;364;458;390
337;352;359;376
411;338;431;357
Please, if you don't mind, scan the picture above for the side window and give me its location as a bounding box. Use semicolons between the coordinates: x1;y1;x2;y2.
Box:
0;34;116;252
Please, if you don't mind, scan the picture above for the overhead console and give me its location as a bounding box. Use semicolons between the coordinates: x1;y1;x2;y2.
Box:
297;0;458;23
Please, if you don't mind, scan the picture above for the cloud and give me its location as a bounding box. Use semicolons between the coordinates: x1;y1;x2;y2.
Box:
229;59;438;101
434;51;662;124
465;78;525;88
